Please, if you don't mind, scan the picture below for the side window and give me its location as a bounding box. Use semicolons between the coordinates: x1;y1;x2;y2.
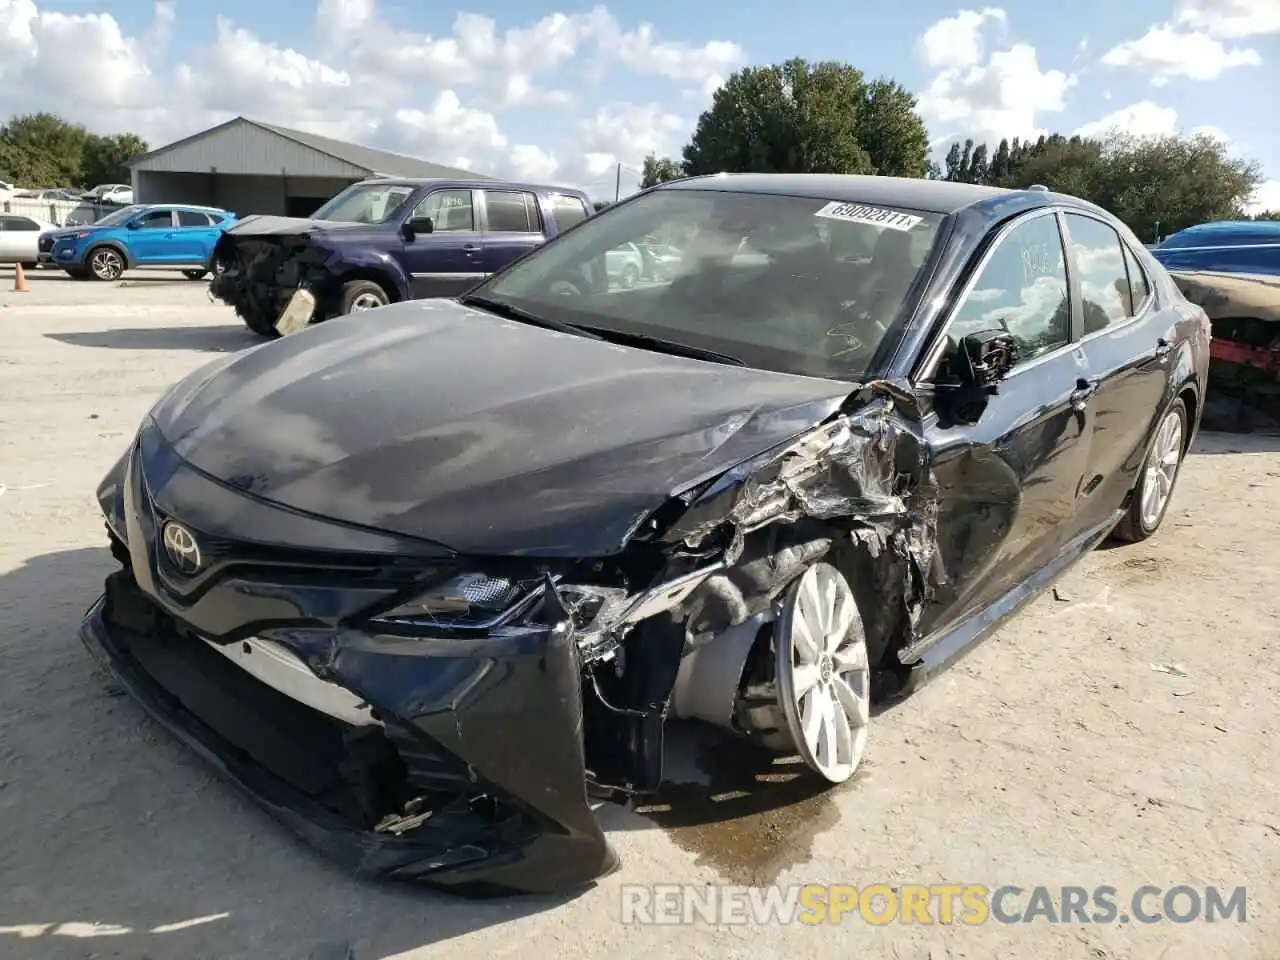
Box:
177;210;212;227
135;209;173;229
948;213;1070;364
6;216;39;231
412;189;474;232
550;194;589;230
485;190;539;233
1064;213;1132;332
1122;243;1150;311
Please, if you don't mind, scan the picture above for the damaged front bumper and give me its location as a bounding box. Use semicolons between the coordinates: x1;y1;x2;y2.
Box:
79;570;618;896
209;234;332;335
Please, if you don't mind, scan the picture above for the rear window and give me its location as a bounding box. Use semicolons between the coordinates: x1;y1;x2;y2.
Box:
485;190;539;233
550;194;590;230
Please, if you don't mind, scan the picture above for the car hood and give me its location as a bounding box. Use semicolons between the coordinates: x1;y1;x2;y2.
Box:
222;214;383;238
149;299;854;557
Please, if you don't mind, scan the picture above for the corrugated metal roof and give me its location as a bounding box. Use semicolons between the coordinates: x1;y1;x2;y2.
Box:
129;116;492;181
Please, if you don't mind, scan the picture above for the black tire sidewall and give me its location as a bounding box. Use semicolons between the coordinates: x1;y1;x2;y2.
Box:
1136;398;1188;536
340;280;389;314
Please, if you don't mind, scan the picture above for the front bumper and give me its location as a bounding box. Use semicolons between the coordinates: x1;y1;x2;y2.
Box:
79;572;617;896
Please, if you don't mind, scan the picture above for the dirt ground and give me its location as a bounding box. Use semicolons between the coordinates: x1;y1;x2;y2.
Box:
2;266;1278;960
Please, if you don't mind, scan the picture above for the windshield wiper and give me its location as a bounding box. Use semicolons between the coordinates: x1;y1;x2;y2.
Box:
459;294;603;339
571;325;745;366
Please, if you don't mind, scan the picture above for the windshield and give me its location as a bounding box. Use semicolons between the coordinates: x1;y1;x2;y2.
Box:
93;204;144;227
471;188;943;379
311;182;417;224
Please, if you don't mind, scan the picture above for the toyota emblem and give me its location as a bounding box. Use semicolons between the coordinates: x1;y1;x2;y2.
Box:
162;521;202;575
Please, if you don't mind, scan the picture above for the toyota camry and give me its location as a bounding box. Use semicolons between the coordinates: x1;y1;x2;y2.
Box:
80;173;1209;897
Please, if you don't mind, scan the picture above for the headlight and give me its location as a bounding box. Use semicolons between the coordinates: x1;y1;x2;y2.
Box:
556;584;630;633
374;573;544;627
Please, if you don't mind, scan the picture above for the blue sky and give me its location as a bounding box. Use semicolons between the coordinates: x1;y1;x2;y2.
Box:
10;0;1280;207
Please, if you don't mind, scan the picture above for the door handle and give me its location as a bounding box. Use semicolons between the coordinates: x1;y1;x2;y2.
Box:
1154;337;1173;359
1070;376;1099;410
462;243;480;253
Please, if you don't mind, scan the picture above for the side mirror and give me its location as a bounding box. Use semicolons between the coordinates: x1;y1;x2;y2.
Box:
402;216;434;238
934;328;1019;426
125;220;140;230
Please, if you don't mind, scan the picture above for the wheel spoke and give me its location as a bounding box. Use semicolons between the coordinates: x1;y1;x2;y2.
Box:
792;607;821;663
792;663;822;697
816;698;836;768
827;588;855;652
799;590;825;659
833;673;870;726
802;689;824;744
833;640;867;673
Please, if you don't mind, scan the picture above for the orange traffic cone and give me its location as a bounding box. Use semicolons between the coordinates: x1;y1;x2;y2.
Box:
13;262;29;292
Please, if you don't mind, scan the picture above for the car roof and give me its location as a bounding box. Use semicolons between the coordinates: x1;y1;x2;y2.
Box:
657;173;1030;215
1160;219;1280;245
357;177;589;196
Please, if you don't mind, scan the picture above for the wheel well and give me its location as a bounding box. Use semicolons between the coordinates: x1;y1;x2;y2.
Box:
1177;384;1197;452
337;269;398;301
85;242;131;268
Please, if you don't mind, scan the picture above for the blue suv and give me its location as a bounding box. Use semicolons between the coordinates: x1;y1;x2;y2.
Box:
40;203;238;281
210;179;592;336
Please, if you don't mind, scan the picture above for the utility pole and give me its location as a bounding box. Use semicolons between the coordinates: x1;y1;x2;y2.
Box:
615;162;622;203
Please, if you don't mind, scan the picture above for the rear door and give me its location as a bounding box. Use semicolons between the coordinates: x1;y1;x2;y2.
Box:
547;192;591;236
1061;212;1176;534
172;209;222;264
398;187;485;298
128;208;177;263
915;208;1096;638
478;188;546;275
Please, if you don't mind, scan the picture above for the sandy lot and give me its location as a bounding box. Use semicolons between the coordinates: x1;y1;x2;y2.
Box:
2;266;1278;960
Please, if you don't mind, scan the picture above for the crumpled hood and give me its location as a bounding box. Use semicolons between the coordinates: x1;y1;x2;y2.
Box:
149;299;853;556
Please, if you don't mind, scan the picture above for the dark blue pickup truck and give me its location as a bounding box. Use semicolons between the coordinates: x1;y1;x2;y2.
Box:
210;178;593;336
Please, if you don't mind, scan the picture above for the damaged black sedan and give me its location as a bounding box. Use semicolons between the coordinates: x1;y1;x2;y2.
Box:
80;174;1210;896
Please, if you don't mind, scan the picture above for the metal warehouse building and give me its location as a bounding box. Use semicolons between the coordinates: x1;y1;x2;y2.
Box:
127;116;489;218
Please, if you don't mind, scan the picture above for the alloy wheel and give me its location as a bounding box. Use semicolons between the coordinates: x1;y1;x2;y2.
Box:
91;249;123;281
1140;407;1184;529
775;562;870;784
349;292;386;311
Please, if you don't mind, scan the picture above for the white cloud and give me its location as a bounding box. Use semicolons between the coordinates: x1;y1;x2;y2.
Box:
1099;23;1261;84
918;7;1007;69
1175;0;1280;38
1246;180;1280;214
0;0;742;195
916;10;1077;148
1075;101;1179;139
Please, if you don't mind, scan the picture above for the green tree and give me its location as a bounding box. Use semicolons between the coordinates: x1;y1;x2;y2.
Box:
640;154;684;188
681;58;927;178
81;133;149;187
1;113;88;186
1251;210;1280;221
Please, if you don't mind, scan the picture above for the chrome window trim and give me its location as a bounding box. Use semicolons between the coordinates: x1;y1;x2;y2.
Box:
914;207;1073;385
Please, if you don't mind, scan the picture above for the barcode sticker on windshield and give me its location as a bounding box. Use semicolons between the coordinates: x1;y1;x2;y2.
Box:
814;201;922;232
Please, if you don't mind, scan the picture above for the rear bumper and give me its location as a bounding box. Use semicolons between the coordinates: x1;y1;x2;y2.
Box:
78;571;618;897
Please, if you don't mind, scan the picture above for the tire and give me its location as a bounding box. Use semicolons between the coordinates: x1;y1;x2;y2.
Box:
339;279;390;315
236;304;280;339
1112;397;1188;543
20;261;37;271
87;245;125;281
619;264;640;289
183;269;209;281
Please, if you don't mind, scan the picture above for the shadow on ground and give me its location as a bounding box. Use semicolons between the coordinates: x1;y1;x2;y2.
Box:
0;548;577;960
1189;429;1280;455
46;325;256;353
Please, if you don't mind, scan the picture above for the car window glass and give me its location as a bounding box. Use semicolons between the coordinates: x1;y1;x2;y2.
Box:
486;191;537;233
0;216;14;230
135;210;173;229
949;213;1070;364
1122;243;1150;309
1064;213;1131;332
413;190;474;232
177;210;212;227
551;194;589;230
8;216;39;230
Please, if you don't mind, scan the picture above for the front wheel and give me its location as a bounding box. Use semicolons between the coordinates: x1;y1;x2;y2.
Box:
87;246;125;281
1113;397;1188;542
339;279;390;315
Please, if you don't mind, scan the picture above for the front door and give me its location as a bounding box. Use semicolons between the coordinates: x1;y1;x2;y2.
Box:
399;188;485;299
1061;212;1177;534
917;209;1096;638
478;188;546;275
128;208;177;263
